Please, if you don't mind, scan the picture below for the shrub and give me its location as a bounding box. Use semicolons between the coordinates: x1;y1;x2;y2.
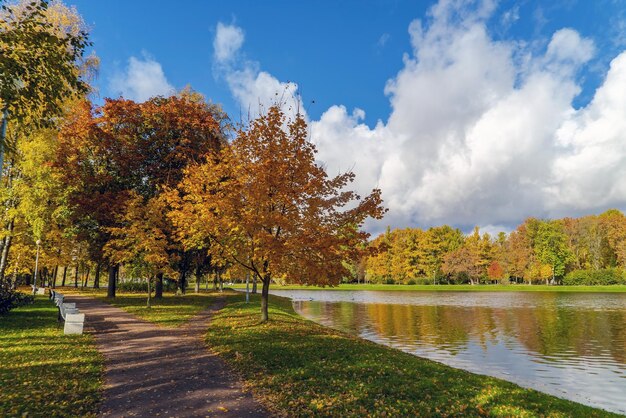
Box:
384;278;396;285
406;279;416;285
563;268;626;286
414;277;433;285
0;286;34;315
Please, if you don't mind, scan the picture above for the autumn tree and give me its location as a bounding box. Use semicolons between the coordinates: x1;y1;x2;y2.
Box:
442;246;482;285
534;220;573;284
58;94;223;297
105;194;173;307
487;261;504;283
0;0;91;169
421;225;463;283
170;105;385;321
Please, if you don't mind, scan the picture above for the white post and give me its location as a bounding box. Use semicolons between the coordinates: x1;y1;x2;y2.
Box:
32;239;41;294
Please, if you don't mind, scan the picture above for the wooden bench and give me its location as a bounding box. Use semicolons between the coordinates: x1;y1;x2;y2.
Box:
50;290;86;335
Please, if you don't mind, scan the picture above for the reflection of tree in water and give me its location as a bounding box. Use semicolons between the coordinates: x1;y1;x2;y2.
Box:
513;305;626;364
297;297;626;367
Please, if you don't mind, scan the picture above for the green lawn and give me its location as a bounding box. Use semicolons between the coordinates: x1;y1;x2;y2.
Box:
206;293;619;417
0;296;102;417
67;287;228;327
231;283;626;292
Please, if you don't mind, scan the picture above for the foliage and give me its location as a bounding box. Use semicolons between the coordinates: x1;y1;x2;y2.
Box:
0;286;33;315
0;0;91;130
534;220;573;281
365;210;626;285
0;297;102;416
56;95;223;296
169;105;385;320
563;268;626;286
205;294;615;417
487;261;504;281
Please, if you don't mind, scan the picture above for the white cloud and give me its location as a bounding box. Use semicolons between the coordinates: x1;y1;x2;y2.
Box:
377;33;391;49
212;22;305;120
109;54;174;102
217;1;626;235
214;22;244;63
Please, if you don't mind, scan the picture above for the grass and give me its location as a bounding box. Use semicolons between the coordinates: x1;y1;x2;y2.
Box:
231;283;626;292
64;287;228;327
206;293;619;417
0;296;103;417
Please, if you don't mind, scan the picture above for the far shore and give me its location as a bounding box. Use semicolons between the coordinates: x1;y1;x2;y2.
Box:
230;283;626;292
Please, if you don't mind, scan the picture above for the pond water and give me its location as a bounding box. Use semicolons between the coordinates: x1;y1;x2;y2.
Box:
269;289;626;414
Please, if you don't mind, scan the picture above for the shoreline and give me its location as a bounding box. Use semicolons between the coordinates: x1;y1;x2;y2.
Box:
231;283;626;292
206;293;619;417
265;291;626;415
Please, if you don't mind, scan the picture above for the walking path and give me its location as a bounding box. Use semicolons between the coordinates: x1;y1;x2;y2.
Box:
68;296;269;418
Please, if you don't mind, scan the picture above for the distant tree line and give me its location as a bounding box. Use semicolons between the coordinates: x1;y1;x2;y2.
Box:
361;210;626;285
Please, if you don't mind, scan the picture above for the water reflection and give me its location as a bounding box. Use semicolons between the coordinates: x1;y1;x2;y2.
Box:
272;290;626;414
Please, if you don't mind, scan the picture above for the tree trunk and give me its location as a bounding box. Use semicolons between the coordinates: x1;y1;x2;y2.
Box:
52;266;58;288
261;275;270;322
0;219;14;282
74;265;79;288
217;269;223;292
194;264;201;293
83;267;90;288
154;272;163;299
10;254;20;290
107;265;117;298
252;275;257;294
62;266;67;287
94;263;101;288
178;270;186;295
147;276;152;308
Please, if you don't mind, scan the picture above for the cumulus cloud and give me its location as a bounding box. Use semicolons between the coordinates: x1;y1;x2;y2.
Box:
109;54;174;102
212;22;305;119
214;22;244;63
216;1;626;235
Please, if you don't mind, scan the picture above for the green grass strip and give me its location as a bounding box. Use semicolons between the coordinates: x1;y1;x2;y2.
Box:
71;288;226;327
0;296;102;417
206;293;619;417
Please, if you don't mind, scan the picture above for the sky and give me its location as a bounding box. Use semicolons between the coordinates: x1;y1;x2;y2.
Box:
68;0;626;236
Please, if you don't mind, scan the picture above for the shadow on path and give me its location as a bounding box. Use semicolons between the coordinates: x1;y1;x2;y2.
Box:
68;296;269;418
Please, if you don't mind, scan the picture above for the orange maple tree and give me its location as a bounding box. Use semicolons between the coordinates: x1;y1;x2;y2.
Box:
57;94;223;297
169;105;386;321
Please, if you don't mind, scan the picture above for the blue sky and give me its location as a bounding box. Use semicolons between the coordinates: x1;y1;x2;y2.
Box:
69;0;626;234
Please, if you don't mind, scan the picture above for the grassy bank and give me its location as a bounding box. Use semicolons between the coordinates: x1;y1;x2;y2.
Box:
231;283;626;292
65;287;228;327
0;296;102;417
206;293;618;417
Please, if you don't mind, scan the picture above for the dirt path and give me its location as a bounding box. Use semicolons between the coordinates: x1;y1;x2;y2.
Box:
68;296;269;418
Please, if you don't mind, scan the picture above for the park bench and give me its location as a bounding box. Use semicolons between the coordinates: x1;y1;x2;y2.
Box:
50;290;86;335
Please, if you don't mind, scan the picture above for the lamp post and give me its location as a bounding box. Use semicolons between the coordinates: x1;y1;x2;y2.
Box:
32;239;41;294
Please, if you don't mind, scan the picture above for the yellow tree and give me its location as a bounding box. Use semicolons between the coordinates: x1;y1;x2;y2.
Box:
104;194;172;307
170;105;385;321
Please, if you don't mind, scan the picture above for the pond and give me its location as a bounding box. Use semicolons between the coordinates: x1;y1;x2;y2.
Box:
269;289;626;414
